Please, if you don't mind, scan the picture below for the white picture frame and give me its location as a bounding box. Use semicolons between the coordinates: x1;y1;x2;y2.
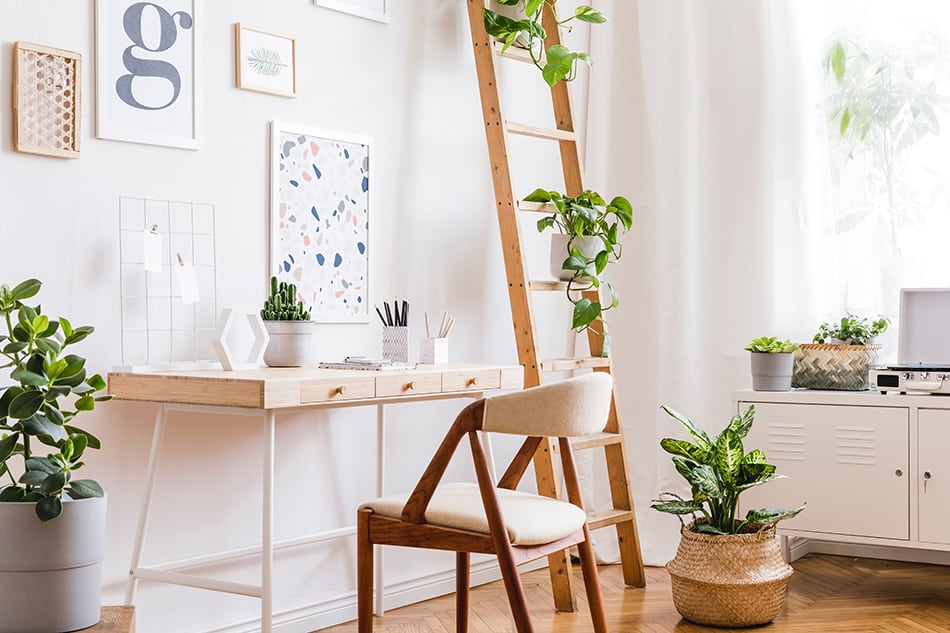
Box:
96;0;199;149
270;121;372;323
314;0;390;24
235;23;297;98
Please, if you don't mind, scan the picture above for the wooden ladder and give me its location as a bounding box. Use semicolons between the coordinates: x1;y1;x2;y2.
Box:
464;0;646;612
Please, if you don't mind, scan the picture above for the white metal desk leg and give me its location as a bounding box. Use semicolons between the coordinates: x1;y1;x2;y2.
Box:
262;411;276;633
374;404;386;617
125;404;168;605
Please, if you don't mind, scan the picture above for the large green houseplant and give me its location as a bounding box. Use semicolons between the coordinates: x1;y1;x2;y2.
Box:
0;278;109;521
0;278;111;633
652;404;804;626
528;188;633;354
483;0;607;86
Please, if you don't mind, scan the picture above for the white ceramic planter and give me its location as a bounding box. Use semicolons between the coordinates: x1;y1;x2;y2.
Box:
263;320;315;367
0;495;107;633
549;234;603;281
750;352;794;391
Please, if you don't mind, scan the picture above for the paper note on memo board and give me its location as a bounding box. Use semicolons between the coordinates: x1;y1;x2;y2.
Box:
118;197;218;370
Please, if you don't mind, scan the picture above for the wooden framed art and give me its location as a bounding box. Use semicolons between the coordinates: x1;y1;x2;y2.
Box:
314;0;390;24
235;24;297;98
13;41;82;159
270;121;372;323
95;0;199;149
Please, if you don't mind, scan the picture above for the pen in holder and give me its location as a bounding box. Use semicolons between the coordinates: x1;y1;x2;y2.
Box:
420;337;449;365
382;326;409;363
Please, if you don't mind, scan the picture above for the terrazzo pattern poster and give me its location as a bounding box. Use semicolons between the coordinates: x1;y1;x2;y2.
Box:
271;123;370;322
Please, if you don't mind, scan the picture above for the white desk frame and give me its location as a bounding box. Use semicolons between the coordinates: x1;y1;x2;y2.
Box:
113;364;522;633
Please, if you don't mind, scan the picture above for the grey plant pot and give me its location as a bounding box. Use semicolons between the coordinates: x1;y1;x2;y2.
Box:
549;234;602;281
750;352;794;391
263;320;316;367
0;495;107;633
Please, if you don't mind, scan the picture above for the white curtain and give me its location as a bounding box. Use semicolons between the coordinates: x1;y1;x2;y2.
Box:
584;0;837;565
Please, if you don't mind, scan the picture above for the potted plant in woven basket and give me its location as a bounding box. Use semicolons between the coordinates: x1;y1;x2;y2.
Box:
652;405;805;627
793;314;890;391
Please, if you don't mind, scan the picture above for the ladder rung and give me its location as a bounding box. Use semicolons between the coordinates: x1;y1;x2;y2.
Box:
588;508;634;531
571;432;623;451
491;40;537;64
541;357;611;372
529;280;568;292
506;121;577;142
517;201;556;214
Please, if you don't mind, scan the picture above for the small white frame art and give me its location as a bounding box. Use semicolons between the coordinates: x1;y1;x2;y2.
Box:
95;0;199;149
234;23;297;98
270;121;372;323
314;0;390;24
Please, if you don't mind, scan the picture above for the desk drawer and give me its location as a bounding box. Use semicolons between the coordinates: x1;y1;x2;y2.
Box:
376;373;442;397
301;377;375;403
442;369;501;393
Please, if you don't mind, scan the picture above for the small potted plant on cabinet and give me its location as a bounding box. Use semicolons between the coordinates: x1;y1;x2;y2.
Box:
0;278;111;633
652;404;805;627
745;336;798;391
794;313;889;391
260;276;315;367
528;188;633;354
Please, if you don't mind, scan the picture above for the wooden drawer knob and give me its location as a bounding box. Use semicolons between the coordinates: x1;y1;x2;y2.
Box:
335;386;346;395
405;381;415;391
468;377;479;387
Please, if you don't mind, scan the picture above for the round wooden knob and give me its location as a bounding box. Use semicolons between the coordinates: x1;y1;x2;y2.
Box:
335;386;346;395
469;377;479;387
406;381;415;391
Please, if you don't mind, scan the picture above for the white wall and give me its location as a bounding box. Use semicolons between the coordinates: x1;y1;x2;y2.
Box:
0;2;603;632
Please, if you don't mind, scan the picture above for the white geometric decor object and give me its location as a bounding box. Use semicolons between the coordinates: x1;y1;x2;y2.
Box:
212;308;269;371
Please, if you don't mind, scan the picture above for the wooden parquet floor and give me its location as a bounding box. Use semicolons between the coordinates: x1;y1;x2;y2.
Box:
317;554;950;632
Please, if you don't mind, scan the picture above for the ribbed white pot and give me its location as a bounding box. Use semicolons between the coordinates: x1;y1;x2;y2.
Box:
750;352;794;391
0;495;107;633
263;320;315;367
549;234;603;281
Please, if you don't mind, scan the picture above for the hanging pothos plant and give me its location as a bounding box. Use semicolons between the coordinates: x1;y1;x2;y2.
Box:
483;0;607;86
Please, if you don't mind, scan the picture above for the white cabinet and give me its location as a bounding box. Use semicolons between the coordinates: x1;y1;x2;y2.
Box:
733;390;950;555
918;409;950;545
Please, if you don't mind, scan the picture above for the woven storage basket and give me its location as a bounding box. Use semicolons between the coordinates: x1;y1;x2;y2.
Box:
792;343;881;391
666;523;793;627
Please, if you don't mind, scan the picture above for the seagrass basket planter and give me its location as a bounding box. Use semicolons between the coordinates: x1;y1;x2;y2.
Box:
792;343;881;391
666;522;793;627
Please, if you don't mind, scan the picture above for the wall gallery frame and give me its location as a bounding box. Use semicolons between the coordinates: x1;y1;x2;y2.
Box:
235;23;297;98
270;121;372;323
95;0;199;149
314;0;390;24
13;41;82;159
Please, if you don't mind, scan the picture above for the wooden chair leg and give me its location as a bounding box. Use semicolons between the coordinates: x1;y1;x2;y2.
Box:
575;530;608;633
357;509;374;633
495;546;534;633
456;552;470;633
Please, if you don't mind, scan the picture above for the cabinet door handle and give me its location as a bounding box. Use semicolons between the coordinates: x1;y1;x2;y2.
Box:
895;469;903;477
924;470;932;493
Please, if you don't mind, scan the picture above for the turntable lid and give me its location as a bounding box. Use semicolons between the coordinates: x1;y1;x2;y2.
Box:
899;289;950;365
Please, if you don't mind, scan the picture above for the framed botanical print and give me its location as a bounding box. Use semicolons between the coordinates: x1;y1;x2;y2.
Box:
95;0;199;149
235;24;297;98
270;121;372;323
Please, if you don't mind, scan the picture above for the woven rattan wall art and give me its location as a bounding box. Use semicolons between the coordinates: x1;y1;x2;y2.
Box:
13;41;82;159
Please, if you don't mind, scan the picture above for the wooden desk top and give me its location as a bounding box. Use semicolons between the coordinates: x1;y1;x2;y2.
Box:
108;363;524;410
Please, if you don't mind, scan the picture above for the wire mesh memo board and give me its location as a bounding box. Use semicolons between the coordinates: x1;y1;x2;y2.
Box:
118;197;218;371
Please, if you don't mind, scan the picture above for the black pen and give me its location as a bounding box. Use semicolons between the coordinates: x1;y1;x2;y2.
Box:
402;300;408;326
375;306;387;326
384;302;393;326
393;300;401;327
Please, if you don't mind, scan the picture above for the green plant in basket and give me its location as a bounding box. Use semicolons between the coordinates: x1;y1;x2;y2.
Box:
651;405;804;534
0;279;110;521
744;337;798;354
813;314;889;345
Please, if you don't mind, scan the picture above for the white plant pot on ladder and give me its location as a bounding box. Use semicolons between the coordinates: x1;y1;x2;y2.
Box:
550;234;602;281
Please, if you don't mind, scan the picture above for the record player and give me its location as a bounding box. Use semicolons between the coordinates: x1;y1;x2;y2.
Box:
870;289;950;394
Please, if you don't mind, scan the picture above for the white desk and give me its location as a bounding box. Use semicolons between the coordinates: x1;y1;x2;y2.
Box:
109;363;524;633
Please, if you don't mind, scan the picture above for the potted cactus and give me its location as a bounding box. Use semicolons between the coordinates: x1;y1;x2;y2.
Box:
260;276;314;367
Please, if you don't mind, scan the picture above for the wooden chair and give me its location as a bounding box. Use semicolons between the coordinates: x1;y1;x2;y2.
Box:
357;373;612;633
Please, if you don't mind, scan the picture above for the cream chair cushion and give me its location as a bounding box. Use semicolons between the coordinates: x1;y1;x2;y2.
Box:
361;482;587;546
482;372;612;437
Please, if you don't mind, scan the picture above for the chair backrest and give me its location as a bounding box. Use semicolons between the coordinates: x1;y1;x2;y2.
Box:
481;373;613;437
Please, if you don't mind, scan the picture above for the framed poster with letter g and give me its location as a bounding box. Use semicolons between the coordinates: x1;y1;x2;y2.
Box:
96;0;199;149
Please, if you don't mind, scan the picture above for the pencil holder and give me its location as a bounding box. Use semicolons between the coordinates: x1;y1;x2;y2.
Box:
382;326;409;363
420;337;449;365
